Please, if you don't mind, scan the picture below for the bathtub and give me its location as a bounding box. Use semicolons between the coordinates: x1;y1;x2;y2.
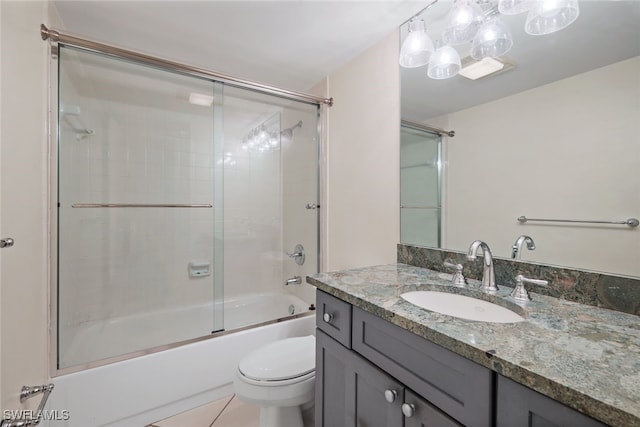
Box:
60;292;311;368
45;292;315;427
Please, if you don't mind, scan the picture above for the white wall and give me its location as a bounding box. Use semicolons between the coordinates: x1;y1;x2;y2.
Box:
0;0;50;411
438;57;640;277
325;30;401;271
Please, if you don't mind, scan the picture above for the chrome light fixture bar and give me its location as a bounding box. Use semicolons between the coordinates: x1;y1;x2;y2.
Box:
400;0;580;79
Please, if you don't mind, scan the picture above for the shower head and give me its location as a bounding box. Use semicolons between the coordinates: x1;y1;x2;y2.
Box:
60;104;95;140
280;120;303;138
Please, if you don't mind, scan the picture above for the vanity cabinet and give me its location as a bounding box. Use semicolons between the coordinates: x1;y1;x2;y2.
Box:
315;289;609;427
316;290;485;427
496;376;607;427
316;329;460;427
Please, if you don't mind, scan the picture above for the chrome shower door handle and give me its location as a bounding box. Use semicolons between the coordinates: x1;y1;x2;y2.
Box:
0;237;14;248
305;203;319;210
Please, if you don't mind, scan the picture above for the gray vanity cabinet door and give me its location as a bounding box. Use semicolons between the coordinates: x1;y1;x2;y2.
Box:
404;390;463;427
316;329;350;427
352;307;493;427
496;376;607;427
351;343;404;427
316;329;404;427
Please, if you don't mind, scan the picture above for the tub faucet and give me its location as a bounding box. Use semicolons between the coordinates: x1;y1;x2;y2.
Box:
467;240;499;292
285;276;302;286
511;235;536;260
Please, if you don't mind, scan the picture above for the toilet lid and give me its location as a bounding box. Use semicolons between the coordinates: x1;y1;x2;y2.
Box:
239;335;315;381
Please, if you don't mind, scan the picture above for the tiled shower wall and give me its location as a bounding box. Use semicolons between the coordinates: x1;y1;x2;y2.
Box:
222;115;283;300
58;98;216;329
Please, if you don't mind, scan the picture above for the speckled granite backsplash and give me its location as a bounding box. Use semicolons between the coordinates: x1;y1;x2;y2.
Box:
398;244;640;316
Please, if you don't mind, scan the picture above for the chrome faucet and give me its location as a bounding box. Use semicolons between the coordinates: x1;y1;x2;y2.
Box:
511;235;536;260
467;240;499;292
285;276;302;286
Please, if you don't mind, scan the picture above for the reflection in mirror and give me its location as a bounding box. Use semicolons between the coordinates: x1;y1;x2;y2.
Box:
400;1;640;277
400;123;442;248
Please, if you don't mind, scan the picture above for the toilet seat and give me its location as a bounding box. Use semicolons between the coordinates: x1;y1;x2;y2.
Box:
238;369;315;386
238;335;315;384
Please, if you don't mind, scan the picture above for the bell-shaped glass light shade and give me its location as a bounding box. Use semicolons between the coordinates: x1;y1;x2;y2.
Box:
427;46;462;80
442;0;485;46
525;0;580;35
399;19;434;68
470;17;514;59
498;0;533;15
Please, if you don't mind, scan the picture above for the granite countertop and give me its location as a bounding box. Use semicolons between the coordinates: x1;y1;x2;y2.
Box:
307;263;640;427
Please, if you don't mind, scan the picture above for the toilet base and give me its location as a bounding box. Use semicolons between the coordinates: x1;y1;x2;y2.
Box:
259;405;304;427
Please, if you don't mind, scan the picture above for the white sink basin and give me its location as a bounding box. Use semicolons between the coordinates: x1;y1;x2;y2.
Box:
401;291;524;323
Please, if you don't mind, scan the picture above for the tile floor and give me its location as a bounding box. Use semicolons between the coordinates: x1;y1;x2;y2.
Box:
148;394;260;427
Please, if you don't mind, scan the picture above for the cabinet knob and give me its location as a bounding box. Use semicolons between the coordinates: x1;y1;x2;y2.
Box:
323;312;333;323
402;403;415;418
384;389;397;403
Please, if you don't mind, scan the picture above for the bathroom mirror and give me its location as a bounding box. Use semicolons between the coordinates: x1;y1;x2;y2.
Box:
400;1;640;278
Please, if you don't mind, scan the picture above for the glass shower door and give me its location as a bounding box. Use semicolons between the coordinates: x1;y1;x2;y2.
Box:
220;86;319;329
56;44;321;371
400;125;442;247
57;47;223;369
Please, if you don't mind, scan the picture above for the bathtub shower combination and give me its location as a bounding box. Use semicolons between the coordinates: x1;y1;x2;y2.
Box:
48;40;321;425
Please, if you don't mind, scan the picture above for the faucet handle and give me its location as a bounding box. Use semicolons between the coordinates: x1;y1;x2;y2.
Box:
510;274;549;301
286;244;305;265
443;259;467;287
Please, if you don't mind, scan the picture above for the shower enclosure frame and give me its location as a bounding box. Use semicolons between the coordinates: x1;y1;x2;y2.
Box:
46;26;326;377
400;121;444;248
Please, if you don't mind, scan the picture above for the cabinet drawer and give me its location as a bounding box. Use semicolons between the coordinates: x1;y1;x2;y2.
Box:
352;307;493;427
316;290;352;348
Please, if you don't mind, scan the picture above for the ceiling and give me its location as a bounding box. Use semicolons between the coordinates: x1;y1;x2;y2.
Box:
52;1;640;122
52;0;426;93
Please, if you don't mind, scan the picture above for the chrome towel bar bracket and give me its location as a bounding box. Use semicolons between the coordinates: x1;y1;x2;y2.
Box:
1;384;55;427
517;216;639;228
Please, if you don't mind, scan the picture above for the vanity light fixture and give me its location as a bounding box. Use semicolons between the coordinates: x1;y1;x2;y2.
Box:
471;15;513;59
498;0;533;15
428;45;462;79
525;0;580;35
241;126;279;154
400;0;579;79
442;0;485;46
399;18;435;68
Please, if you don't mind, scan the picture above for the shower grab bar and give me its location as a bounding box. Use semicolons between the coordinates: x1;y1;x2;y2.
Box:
517;216;639;228
72;203;212;208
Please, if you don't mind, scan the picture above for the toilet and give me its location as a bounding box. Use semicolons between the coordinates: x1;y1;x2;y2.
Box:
234;335;316;427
